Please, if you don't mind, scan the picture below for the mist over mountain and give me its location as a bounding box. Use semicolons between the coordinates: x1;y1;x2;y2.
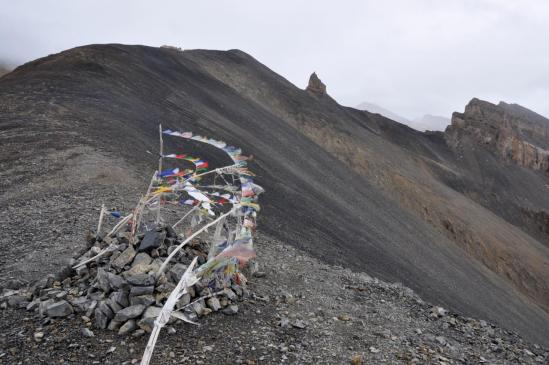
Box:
356;101;449;131
1;44;549;355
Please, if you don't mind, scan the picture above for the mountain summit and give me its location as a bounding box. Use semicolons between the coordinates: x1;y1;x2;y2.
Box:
1;44;548;347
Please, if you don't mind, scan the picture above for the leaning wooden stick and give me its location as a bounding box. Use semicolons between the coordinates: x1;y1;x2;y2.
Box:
96;203;105;237
157;207;236;277
141;257;198;365
156;123;163;224
172;205;200;229
106;213;133;238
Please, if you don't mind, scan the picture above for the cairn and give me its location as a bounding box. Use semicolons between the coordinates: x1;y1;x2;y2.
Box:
7;222;248;337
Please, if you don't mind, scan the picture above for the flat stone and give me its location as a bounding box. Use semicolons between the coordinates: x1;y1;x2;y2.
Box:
46;300;73;317
222;304;238;316
132;252;152;267
126;274;155;286
118;319;137;335
129;286;154;297
124;262;153;277
206;297;221;311
142;305;162;319
132;329;146;338
114;304;146;322
137;230;165;253
112;245;136;270
130;295;155;307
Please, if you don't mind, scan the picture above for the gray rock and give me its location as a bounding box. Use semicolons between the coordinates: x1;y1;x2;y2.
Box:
95;308;110;329
206;297;221;311
46;300;73;317
95;268;112;293
34;332;44;342
435;336;447;345
108;319;123;331
81;327;94;337
142;305;162;319
8;295;29;309
107;273;128;290
138;230;165;252
192;300;206;316
123;262;153;277
224;289;237;301
126;274;155;286
130;295;155;307
129;286;154;297
75;265;89;278
138;317;155;333
132;329;146;338
292;319;307;329
110;291;129;308
106;298;123;313
132;252;152;267
70;296;90;313
112;245;136;270
26;300;40;312
165;225;177;238
118;319;137;335
222;304;239;315
176;293;191;309
98;301;114;319
168;263;188;282
114;304;145;322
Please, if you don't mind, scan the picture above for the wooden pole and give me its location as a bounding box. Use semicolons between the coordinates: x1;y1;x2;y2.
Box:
156;124;163;224
157;207;235;277
96;203;105;238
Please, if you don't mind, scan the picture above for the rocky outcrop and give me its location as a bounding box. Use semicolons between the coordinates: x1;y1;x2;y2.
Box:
445;98;549;172
305;72;326;95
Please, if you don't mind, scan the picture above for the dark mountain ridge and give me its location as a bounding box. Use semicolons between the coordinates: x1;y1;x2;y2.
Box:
1;44;548;345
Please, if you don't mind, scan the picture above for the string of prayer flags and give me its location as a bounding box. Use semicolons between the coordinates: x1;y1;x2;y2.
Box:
159;167;180;178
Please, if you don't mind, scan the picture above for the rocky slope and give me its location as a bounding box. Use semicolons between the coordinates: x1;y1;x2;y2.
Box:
1;233;548;364
0;44;548;349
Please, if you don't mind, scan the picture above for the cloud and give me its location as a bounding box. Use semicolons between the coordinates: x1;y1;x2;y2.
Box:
1;0;548;118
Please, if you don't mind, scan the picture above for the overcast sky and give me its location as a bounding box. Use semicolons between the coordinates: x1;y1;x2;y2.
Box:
1;0;548;122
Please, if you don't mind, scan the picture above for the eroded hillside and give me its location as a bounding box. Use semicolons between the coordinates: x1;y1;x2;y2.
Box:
1;44;548;345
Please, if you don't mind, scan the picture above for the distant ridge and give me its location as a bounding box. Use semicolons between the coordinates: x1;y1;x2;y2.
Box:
356;101;449;131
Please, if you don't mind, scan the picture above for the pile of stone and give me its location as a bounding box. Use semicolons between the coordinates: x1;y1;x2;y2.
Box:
1;225;248;336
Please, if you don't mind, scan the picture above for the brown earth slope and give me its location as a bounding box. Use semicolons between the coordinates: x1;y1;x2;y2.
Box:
0;44;548;345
